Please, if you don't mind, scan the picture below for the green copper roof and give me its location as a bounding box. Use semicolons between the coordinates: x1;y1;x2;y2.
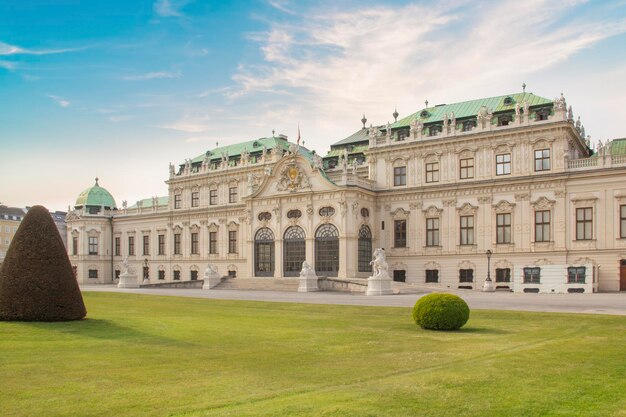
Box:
189;136;314;165
129;196;169;209
331;128;370;147
75;178;117;209
608;138;626;156
391;92;553;128
325;144;369;158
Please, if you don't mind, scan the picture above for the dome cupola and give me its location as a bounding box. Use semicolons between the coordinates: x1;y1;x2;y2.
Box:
74;177;117;214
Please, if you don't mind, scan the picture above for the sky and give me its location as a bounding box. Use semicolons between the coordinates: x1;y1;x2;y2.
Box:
1;0;626;212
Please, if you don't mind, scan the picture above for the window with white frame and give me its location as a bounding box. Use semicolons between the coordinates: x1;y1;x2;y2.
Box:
523;267;541;283
459;158;474;179
496;213;511;244
496;154;511;175
534;210;550;242
394;166;406;186
426;218;439;247
567;267;586;283
460;215;474;245
576;207;593;240
425;162;439;183
534;149;550;171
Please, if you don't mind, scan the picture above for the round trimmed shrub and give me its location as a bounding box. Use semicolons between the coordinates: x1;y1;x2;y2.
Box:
412;293;469;330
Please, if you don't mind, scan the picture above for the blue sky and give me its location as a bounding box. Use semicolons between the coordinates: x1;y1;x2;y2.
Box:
1;0;626;211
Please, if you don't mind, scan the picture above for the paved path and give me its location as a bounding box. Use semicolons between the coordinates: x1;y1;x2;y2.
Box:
81;285;626;316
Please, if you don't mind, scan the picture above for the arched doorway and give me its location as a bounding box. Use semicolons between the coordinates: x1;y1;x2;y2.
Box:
283;226;306;277
315;224;339;277
254;227;275;277
358;225;372;273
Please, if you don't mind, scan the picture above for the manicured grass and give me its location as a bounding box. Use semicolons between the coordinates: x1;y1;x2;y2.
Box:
1;292;625;417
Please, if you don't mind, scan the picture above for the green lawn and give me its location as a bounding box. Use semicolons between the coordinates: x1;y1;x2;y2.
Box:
1;292;625;417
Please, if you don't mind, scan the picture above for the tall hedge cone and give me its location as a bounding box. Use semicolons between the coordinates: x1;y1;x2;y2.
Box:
0;205;86;321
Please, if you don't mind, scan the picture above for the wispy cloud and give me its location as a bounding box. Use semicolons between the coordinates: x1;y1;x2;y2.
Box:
153;0;187;17
0;60;17;70
267;0;296;15
0;41;84;56
47;94;71;108
122;70;182;81
233;0;626;134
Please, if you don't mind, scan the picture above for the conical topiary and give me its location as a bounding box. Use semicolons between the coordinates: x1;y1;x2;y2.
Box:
0;205;86;321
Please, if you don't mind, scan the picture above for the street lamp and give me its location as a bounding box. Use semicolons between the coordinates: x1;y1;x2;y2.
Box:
482;249;495;292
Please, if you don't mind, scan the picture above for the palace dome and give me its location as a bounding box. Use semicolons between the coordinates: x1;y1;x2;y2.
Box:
75;178;117;210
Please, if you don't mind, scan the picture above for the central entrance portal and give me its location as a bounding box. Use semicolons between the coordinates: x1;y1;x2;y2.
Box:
283;226;306;277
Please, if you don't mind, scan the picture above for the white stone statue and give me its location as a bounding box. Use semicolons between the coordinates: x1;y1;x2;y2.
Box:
450;112;456;129
202;263;221;289
241;148;250;164
568;106;574;121
370;248;389;279
515;102;520;116
443;113;449;127
298;261;319;292
312;152;323;170
185;159;192;173
169;163;175;176
118;257;139;288
366;248;393;296
122;200;127;209
523;100;529;116
368;125;378;139
351;159;358;175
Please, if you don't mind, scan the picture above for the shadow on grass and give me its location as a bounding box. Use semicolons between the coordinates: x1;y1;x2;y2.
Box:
455;326;510;335
18;318;193;346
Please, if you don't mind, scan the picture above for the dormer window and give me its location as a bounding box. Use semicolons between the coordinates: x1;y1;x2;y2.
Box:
503;96;514;106
428;125;442;136
535;107;551;121
462;120;476;132
497;114;513;126
420;110;429;118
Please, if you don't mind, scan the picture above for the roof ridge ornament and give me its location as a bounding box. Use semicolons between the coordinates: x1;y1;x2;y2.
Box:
522;82;526;92
95;177;99;186
393;107;399;122
361;114;367;128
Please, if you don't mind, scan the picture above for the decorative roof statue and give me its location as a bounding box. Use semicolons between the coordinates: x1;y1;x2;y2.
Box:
523;100;529;116
554;93;566;110
515;102;521;116
122;200;127;209
352;158;358;175
575;117;581;131
443;113;449;127
312;152;323;170
450;112;456;129
368;124;378;138
580;125;585;138
568;106;574;121
169;163;175;176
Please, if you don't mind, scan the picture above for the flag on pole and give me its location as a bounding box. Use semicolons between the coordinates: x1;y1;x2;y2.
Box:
297;125;301;146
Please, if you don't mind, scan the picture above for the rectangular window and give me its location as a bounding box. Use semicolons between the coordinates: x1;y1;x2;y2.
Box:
88;237;98;255
73;237;79;256
142;235;150;256
425;269;439;283
209;190;217;206
209;232;217;254
425;162;439;183
158;270;165;280
228;230;237;254
496;213;511;244
174;233;181;255
576;207;593;240
190;270;198;280
158;234;165;255
523;267;541;283
459;269;474;283
496;153;511;176
495;268;511;282
459;158;474;179
114;237;120;256
394;220;406;248
534;149;550;171
88;269;98;279
174;194;182;209
128;236;135;256
191;232;199;255
394;166;406;186
535;210;550;242
567;267;586;283
426;218;439;247
459;215;474;245
229;187;238;203
619;205;626;239
173;270;180;280
191;192;199;207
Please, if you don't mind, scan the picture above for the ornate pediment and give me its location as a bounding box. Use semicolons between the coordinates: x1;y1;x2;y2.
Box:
422;205;443;217
207;222;219;232
493;200;515;213
531;196;556;210
458;260;476;269
456;202;478;216
276;162;311;192
391;207;410;220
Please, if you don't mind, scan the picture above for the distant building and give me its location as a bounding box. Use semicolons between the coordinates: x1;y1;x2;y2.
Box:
0;205;26;264
65;92;626;293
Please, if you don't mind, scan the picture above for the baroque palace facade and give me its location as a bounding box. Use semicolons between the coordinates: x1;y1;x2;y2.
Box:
66;92;626;293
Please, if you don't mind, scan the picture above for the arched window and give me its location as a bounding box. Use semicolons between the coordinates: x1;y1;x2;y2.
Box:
315;224;339;277
283;226;305;277
358;225;372;272
254;228;275;277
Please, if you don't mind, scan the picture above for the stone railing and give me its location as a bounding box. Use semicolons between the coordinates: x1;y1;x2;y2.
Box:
567;154;626;171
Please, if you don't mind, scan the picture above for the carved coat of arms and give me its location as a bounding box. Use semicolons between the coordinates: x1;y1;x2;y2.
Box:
276;163;311;192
